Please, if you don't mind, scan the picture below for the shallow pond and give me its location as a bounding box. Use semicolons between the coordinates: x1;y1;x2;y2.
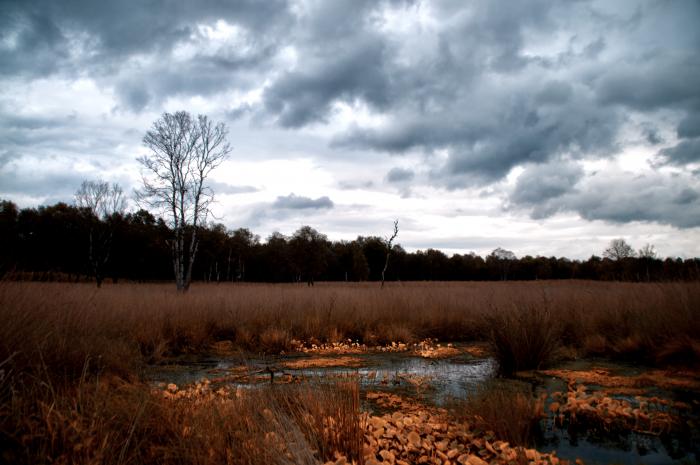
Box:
147;350;699;465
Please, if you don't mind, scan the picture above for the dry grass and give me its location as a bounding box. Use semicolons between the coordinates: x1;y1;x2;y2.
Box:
453;380;545;447
1;280;699;378
1;367;362;465
485;300;561;375
1;280;699;463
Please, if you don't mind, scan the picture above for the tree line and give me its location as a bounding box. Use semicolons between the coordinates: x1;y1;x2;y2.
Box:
1;198;699;284
2;111;698;287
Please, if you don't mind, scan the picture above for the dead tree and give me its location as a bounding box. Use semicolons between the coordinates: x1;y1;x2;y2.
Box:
380;219;399;289
137;111;230;292
75;180;126;287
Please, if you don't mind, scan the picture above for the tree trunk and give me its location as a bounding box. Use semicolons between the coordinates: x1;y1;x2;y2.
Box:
183;227;198;291
381;254;390;289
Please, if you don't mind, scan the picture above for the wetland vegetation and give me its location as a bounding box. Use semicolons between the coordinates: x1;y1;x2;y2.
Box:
1;281;699;464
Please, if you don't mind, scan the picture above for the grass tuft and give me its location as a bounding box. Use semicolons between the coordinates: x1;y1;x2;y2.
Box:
453;380;544;447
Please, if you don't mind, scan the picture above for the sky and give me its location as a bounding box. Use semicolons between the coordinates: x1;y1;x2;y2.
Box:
1;0;699;259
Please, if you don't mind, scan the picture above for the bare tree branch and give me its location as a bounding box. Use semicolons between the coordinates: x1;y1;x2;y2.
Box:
75;180;126;287
136;111;230;292
381;219;399;289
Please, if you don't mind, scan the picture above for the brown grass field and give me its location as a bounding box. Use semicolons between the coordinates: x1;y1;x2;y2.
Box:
1;280;699;464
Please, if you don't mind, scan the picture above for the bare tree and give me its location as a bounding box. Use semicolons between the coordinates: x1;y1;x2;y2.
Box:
75;180;126;287
603;238;636;261
638;243;657;281
136;111;231;291
638;243;657;259
380;220;399;289
488;247;517;281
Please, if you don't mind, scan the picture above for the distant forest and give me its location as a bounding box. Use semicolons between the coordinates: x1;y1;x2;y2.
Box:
1;199;698;284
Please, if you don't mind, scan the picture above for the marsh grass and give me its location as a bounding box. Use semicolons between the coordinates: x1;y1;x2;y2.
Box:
1;367;362;465
486;300;562;375
454;380;544;447
1;281;699;379
1;280;699;463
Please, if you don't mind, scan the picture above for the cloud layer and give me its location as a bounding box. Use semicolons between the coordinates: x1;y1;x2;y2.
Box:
1;0;699;256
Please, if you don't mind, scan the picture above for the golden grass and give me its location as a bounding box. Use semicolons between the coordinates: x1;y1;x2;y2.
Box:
452;380;545;447
1;370;363;465
1;280;699;380
1;280;699;463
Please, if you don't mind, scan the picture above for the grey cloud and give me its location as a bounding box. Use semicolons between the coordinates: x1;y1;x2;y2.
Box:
386;167;414;183
595;55;700;111
509;168;700;229
1;0;293;109
1;0;292;62
208;181;258;195
259;0;698;188
328;2;625;184
658;138;700;165
435;93;621;184
675;188;699;205
641;124;663;145
0;166;85;200
536;81;573;105
338;180;374;190
272;194;334;210
678;113;700;139
511;161;584;209
263;35;391;128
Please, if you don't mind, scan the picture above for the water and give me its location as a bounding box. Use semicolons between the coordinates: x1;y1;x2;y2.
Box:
146;351;699;465
147;350;496;405
530;360;700;465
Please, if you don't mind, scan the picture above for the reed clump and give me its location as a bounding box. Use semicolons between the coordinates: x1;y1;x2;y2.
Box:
485;300;562;376
453;380;544;447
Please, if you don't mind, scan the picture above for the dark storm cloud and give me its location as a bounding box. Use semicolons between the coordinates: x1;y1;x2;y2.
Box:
1;0;291;63
263;35;391;128
1;0;292;108
658;138;700;166
678;113;700;139
272;194;334;210
4;0;700;233
326;2;625;183
386;167;415;183
510;161;584;211
261;0;698;192
508;164;700;229
595;55;700;111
